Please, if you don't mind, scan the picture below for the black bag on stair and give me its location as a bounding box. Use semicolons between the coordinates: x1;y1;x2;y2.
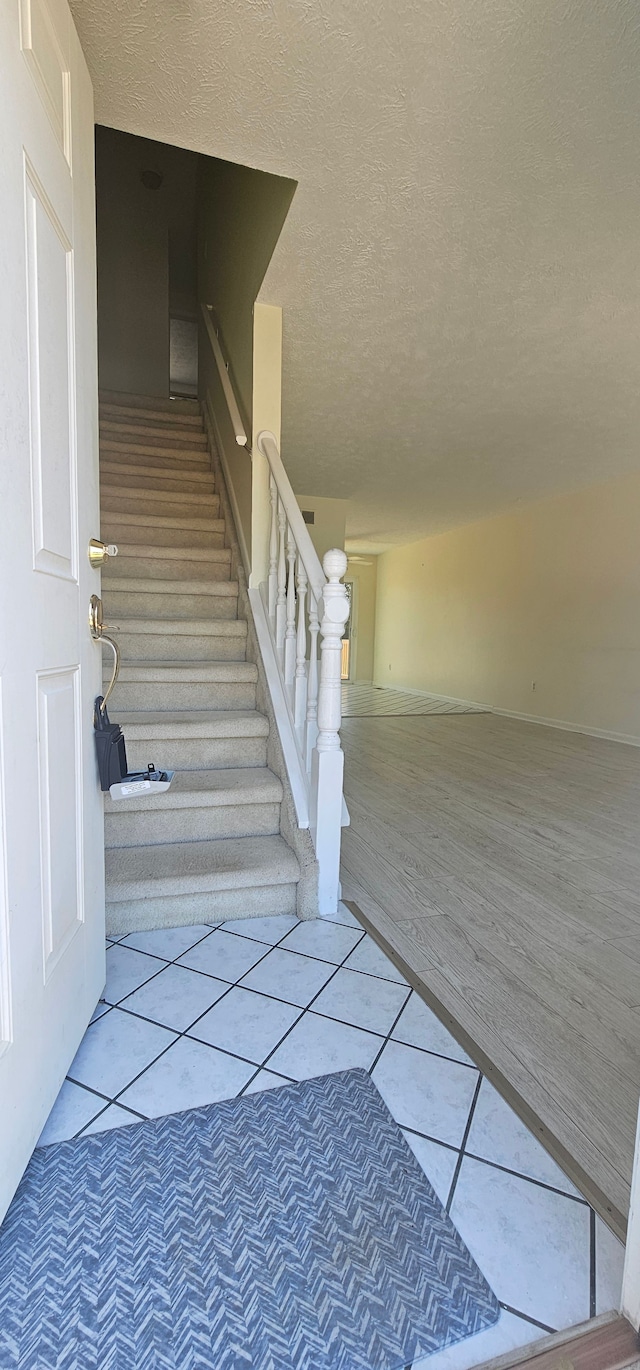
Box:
94;697;128;791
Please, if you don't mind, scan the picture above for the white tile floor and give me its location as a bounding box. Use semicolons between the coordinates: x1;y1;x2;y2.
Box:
38;904;626;1370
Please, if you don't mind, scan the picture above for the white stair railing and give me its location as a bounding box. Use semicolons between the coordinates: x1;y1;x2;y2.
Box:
256;431;350;915
200;302;350;915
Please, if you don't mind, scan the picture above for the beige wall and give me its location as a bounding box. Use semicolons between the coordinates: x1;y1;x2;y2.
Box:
346;558;377;682
295;495;348;565
374;471;640;742
198;159;295;424
95;127;199;397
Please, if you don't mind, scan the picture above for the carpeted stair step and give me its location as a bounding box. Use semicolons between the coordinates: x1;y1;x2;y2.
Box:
98;392;302;932
101;517;225;550
100;421;208;449
112;708;269;769
106;660;258;711
104;767;283;848
112;618;248;662
101;488;221;520
102;576;238;620
105;545;232;582
101;463;216;496
100;389;200;418
105;833;300;931
99;446;211;473
101;440;212;466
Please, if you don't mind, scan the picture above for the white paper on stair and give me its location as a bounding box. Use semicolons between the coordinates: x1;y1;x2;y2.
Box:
110;772;175;800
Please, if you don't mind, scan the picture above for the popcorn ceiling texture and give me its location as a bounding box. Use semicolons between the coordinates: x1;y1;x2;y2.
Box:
70;0;640;550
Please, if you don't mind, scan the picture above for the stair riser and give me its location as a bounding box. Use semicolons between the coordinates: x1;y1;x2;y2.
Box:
105;802;281;849
101;492;220;517
102;525;226;550
100;449;211;472
100;393;200;418
103;590;238;620
102;472;215;496
114;631;246;662
124;737;268;770
101;440;209;460
105;557;231;582
110;682;257;711
105;883;298;935
101;427;208;449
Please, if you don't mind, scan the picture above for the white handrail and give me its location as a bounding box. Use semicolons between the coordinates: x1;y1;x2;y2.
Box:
200;313;350;914
255;428;350;915
256;431;325;601
201;303;248;447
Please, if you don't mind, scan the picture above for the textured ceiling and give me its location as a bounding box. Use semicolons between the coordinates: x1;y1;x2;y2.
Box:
70;0;640;550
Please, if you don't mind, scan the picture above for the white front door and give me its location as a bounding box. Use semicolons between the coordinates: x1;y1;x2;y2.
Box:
0;0;104;1222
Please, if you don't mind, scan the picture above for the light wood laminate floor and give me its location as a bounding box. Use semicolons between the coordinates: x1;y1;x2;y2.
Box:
340;713;640;1238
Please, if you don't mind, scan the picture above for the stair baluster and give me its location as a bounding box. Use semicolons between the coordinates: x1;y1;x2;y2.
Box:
305;593;320;772
294;559;308;730
276;498;287;662
284;525;297;690
268;475;278;622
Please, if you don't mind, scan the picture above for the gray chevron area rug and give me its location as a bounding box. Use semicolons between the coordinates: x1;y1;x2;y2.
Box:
0;1068;499;1370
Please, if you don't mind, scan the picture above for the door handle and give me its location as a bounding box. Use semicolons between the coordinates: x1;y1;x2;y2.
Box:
89;595;120;713
88;538;118;569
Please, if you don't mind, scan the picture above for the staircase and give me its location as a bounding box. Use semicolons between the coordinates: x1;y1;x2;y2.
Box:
99;390;301;934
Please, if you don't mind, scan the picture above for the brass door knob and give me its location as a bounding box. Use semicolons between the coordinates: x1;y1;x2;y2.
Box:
88;538;118;569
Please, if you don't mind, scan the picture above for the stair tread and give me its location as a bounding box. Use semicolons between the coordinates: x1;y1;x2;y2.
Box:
100;446;211;468
100;405;203;429
113;709;269;737
103;576;237;594
104;767;283;813
106;834;300;897
101;512;225;533
100;422;207;446
111;617;246;636
101;487;219;506
101;461;214;484
99;449;210;470
110;545;230;562
100;391;200;416
107;662;257;682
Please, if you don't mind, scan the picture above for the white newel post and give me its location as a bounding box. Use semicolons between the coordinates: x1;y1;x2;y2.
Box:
310;548;350;915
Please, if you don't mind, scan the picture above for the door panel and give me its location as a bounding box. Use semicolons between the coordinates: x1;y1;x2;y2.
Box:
0;0;104;1223
25;159;76;578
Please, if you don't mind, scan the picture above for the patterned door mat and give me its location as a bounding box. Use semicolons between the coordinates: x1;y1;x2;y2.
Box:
0;1069;499;1370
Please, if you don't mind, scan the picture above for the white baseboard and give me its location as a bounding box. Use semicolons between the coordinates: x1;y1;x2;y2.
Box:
372;680;640;748
492;704;640;748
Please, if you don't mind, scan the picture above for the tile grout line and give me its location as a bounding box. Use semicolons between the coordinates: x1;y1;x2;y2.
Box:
66;917;592;1344
90;927;590;1211
399;1123;590;1208
239;929;374;1089
498;1302;556;1335
99;924;594;1220
462;1147;591;1207
82;919;335;1118
445;1073;483;1215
